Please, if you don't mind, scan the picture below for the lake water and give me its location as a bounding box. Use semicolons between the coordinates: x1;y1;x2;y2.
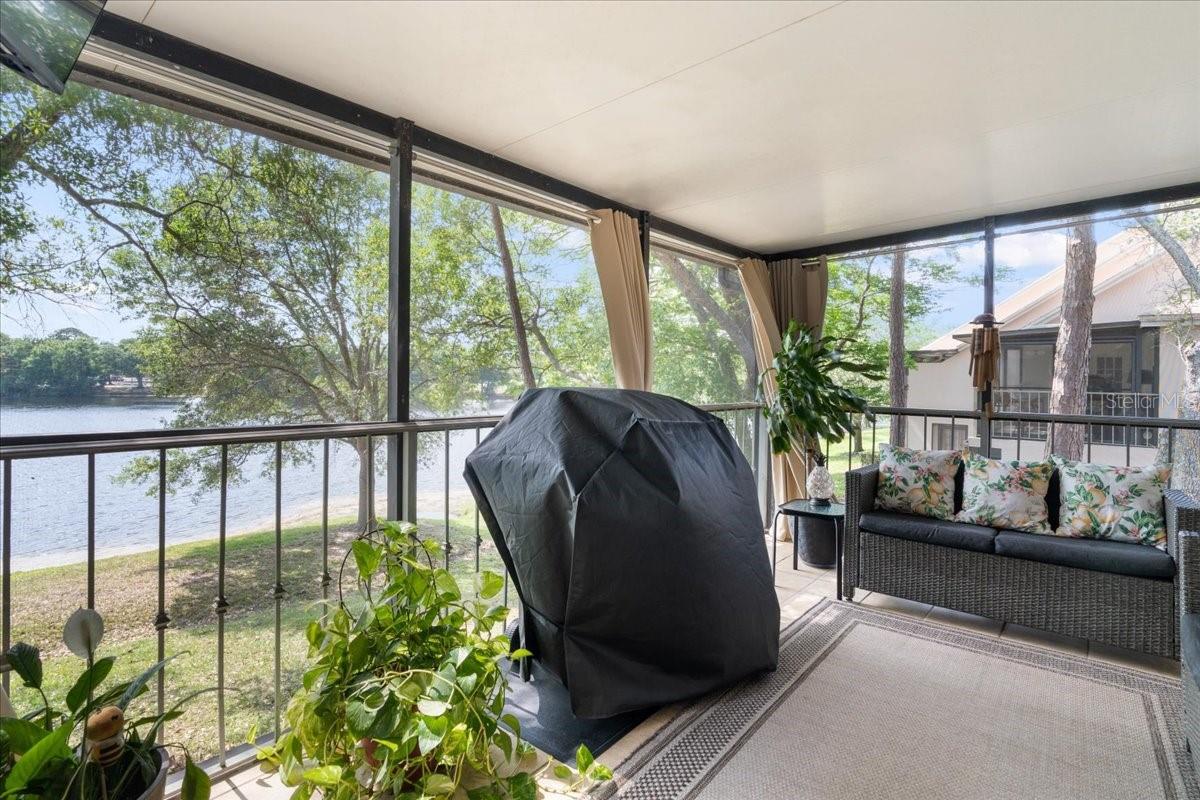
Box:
0;401;485;571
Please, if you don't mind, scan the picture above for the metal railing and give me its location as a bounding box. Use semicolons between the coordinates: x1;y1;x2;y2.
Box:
992;389;1162;447
829;405;1199;483
0;401;762;781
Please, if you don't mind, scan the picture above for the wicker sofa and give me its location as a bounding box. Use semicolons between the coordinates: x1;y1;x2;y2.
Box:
843;464;1200;659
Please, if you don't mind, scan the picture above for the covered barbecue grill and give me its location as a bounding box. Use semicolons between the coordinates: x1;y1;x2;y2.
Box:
464;388;780;719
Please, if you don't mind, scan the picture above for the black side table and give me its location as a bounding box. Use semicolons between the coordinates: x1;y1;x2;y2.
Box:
771;499;846;601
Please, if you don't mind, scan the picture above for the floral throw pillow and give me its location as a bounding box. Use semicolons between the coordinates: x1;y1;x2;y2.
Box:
1052;456;1172;549
955;455;1053;534
875;443;962;521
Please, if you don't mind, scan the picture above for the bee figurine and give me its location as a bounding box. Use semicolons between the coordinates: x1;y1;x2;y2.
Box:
85;705;126;767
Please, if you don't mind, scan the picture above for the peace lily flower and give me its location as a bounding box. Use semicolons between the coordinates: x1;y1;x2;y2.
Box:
63;607;105;659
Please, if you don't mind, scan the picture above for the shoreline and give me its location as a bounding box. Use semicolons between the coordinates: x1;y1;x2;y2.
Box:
10;486;478;573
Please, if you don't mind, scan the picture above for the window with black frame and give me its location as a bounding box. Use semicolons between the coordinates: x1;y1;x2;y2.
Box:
1;68;394;763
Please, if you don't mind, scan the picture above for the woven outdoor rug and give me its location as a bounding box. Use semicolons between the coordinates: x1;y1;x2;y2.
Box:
600;599;1196;799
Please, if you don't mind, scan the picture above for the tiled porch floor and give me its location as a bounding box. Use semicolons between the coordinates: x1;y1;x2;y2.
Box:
213;535;1179;800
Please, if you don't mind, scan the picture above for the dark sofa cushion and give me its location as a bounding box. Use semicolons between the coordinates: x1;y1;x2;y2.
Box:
859;511;998;554
994;530;1175;581
1183;614;1200;685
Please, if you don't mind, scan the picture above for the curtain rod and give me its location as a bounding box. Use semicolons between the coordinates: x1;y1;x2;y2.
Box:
791;198;1200;266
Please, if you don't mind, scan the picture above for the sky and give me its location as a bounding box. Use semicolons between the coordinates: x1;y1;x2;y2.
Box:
918;219;1131;337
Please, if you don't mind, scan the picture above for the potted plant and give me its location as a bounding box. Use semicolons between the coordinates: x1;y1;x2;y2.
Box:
256;520;610;800
0;609;211;800
760;322;881;564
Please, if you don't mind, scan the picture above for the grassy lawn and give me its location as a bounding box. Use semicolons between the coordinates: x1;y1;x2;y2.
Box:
823;422;889;499
8;511;511;762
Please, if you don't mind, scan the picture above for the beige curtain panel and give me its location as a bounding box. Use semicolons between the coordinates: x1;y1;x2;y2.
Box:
738;257;812;541
770;256;829;335
589;209;652;391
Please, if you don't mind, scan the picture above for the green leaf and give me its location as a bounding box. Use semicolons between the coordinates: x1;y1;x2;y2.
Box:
0;718;49;755
507;772;537;800
5;643;42;689
434;570;461;599
117;655;177;710
423;773;456;796
345;700;378;739
301;765;343;787
499;713;521;738
182;756;212;800
416;715;447;755
66;656;116;713
3;722;70;793
352;539;382;580
478;571;505;599
575;743;594;774
509;648;532;660
417;699;448;717
589;763;614;781
552;763;573;780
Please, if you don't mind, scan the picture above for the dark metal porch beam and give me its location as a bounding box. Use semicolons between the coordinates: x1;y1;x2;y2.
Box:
88;12;759;260
769;181;1200;262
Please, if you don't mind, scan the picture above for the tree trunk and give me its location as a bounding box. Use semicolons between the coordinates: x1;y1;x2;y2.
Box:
888;248;908;446
0;90;80;178
355;438;375;531
490;204;536;390
1176;340;1200;497
1138;215;1200;494
661;252;758;395
1048;223;1097;460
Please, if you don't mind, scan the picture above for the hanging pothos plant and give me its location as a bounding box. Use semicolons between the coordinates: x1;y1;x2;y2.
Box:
759;321;882;465
256;520;609;800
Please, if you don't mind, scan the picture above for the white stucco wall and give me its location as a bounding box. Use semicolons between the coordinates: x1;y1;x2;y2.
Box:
899;234;1195;464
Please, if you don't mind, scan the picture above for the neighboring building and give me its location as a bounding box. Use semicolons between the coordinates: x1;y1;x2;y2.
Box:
907;229;1199;466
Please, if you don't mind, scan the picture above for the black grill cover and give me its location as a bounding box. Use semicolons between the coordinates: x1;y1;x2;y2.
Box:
464;388;780;718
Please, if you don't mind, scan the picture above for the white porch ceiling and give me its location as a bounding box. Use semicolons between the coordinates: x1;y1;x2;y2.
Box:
104;0;1200;253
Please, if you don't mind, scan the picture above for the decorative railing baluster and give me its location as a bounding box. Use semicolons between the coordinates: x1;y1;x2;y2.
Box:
155;450;169;737
215;444;230;766
2;459;10;696
474;427;482;576
1169;429;1176;488
87;454;95;610
366;435;375;522
272;441;285;740
321;439;331;608
444;429;451;571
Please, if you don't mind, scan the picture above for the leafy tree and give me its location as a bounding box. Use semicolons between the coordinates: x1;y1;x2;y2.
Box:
650;250;755;403
820;248;983;452
1;75;614;528
1138;209;1200;494
0;329;138;398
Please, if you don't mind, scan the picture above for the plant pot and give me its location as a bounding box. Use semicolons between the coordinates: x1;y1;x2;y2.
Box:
792;516;837;569
140;747;170;800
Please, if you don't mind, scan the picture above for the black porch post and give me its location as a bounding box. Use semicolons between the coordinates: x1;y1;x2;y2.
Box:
977;216;997;454
388;119;414;521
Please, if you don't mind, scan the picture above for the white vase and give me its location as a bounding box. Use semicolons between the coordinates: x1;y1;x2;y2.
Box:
807;464;834;505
